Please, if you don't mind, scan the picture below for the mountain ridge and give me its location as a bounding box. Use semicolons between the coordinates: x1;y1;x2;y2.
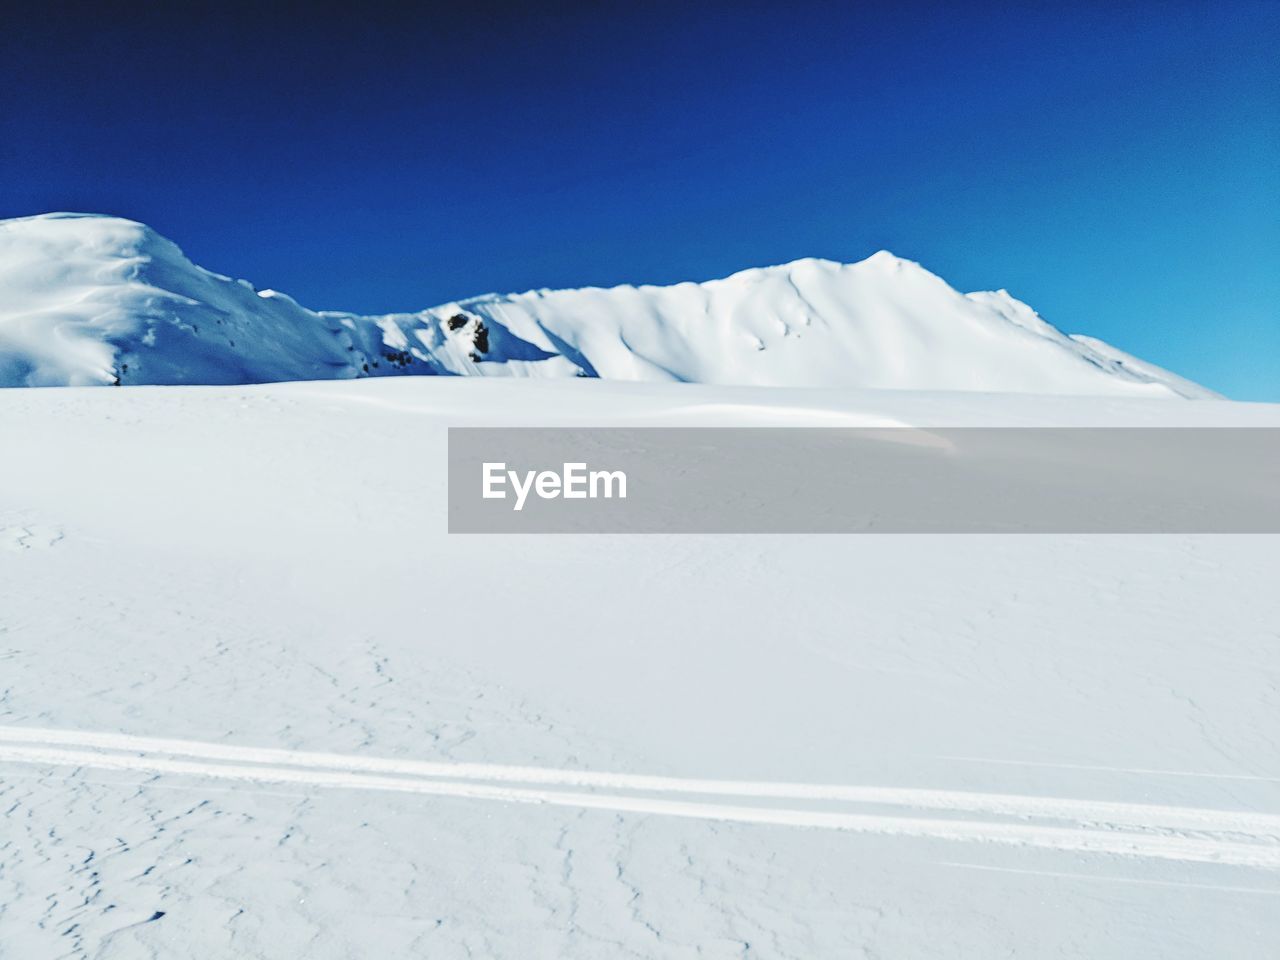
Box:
0;212;1219;397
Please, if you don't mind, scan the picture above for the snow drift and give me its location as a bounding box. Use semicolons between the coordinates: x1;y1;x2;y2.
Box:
0;212;1216;396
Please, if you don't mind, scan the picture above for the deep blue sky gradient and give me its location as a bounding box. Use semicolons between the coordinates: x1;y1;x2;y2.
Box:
3;1;1276;397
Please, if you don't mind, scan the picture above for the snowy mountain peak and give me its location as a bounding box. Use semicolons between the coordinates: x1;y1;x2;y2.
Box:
715;252;919;285
0;212;1219;396
863;249;911;268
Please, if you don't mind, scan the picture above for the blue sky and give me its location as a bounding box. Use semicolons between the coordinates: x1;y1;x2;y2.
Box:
3;2;1276;398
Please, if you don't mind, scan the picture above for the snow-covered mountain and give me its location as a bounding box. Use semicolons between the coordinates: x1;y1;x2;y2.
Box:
0;212;1217;396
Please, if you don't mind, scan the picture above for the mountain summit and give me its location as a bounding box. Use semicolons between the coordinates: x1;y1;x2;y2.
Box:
0;213;1216;396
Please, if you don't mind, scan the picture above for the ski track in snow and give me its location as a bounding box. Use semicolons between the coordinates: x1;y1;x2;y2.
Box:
940;754;1280;783
1;727;1277;869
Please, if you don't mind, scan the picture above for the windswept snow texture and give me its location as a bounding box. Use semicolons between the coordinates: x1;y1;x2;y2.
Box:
0;213;1217;395
0;378;1278;958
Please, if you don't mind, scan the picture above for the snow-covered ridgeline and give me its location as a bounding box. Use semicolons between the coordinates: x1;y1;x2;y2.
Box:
0;212;1216;396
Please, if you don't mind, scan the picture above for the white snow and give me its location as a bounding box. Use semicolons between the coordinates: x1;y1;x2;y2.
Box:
0;378;1276;957
0;213;1219;396
0;209;1265;955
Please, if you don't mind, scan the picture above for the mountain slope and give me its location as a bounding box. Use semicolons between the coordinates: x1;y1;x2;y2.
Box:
0;213;578;388
0;213;1218;396
1;378;1276;957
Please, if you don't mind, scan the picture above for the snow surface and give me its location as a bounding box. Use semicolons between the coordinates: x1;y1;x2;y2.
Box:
0;213;1218;396
1;378;1277;958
